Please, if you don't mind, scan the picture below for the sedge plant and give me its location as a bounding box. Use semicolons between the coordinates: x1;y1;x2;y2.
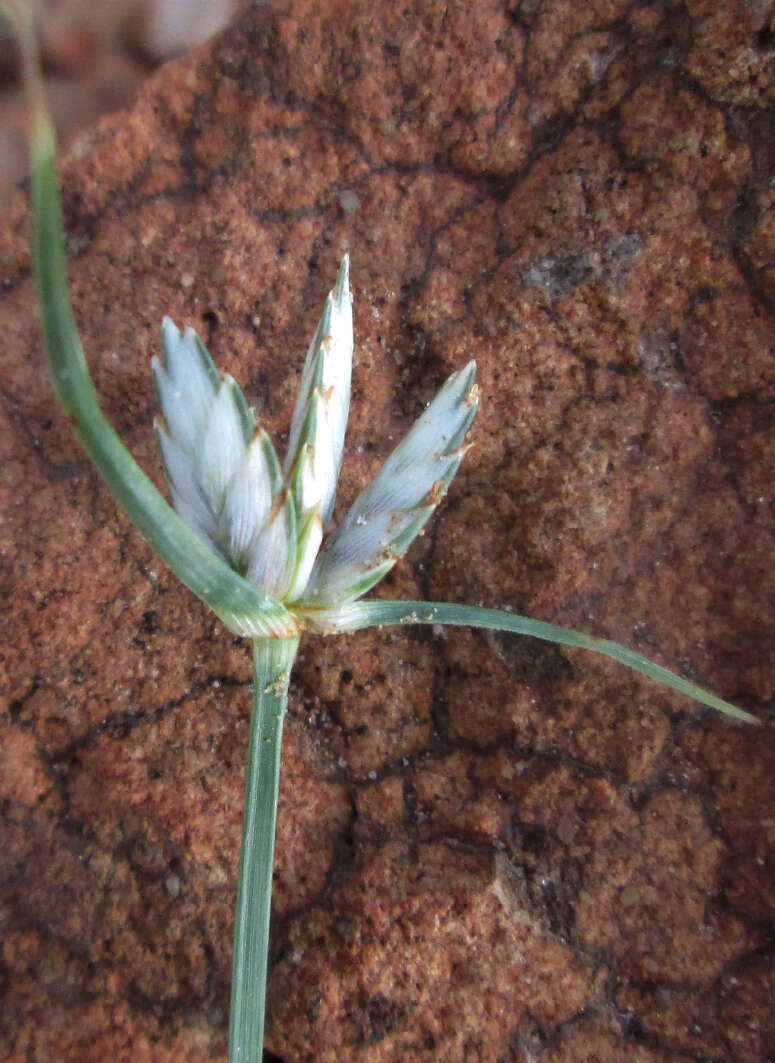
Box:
11;8;757;1062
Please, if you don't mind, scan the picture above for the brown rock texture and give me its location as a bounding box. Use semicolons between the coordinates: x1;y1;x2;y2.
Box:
1;2;774;1061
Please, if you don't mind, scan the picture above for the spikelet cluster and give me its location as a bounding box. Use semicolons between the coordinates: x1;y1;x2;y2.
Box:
153;258;477;610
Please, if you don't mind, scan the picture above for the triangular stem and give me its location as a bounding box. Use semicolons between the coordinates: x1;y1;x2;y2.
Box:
229;636;300;1062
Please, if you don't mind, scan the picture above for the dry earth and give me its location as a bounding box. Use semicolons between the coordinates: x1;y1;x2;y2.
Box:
1;2;774;1061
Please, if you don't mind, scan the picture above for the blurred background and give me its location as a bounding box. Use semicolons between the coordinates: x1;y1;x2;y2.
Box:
0;0;243;207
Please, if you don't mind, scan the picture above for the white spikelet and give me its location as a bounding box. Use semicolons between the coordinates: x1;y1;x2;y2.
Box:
301;362;478;605
285;256;352;526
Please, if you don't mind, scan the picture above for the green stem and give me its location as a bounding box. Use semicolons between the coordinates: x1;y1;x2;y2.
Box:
229;636;300;1063
301;600;757;723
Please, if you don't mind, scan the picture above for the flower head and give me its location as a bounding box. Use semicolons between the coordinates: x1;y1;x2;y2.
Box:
153;258;477;619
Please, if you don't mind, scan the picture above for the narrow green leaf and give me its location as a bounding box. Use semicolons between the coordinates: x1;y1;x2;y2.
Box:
299;599;758;723
28;88;295;638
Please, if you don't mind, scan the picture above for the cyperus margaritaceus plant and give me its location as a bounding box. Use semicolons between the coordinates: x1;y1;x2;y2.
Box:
151;255;479;1058
10;5;757;1061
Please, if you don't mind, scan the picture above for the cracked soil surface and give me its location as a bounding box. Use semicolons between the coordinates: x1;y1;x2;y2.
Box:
1;2;774;1060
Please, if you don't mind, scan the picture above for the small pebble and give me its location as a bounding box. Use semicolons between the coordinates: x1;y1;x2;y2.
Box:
338;190;361;215
619;884;641;906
